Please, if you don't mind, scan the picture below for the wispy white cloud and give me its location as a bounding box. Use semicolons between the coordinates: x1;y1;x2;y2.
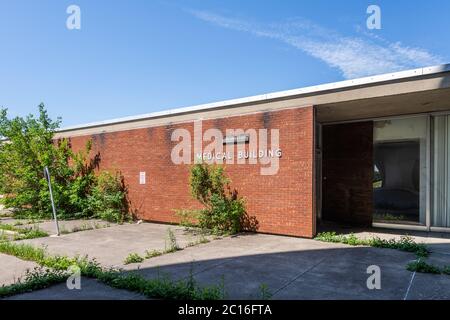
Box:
189;10;444;79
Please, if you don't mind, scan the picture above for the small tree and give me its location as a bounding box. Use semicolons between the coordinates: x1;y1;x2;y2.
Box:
0;104;65;216
0;104;127;221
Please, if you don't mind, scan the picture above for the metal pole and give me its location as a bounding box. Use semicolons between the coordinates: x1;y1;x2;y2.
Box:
44;166;60;236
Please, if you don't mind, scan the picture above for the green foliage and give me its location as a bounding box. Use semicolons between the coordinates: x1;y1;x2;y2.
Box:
0;223;49;240
0;240;225;300
0;241;46;262
0;105;129;222
0;241;83;270
165;228;180;253
145;249;163;259
190;164;229;207
315;232;429;258
87;171;129;223
100;270;226;300
259;283;272;300
14;228;49;240
124;253;145;265
369;235;429;258
0;267;69;298
174;209;201;228
407;259;441;274
0;104;61;217
442;266;450;275
186;163;247;235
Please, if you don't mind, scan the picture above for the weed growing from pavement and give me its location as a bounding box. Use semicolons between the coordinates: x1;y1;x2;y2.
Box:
60;222;110;235
0;241;227;300
0;267;69;298
144;249;163;259
165;228;180;253
131;229;212;264
0;223;49;240
315;232;429;258
124;253;145;264
443;266;450;275
259;283;272;300
406;259;441;274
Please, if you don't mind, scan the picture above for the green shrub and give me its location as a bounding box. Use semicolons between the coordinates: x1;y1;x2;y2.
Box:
88;171;129;223
182;163;248;235
204;194;246;235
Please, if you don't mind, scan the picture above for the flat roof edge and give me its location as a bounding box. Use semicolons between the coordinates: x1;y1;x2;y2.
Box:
58;64;450;133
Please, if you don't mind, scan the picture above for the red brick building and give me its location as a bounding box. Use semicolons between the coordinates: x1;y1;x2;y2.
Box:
57;65;450;237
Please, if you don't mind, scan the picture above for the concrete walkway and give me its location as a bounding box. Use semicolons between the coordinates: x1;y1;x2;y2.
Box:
0;253;38;286
125;233;450;300
0;217;113;235
3;223;450;300
20;222;214;267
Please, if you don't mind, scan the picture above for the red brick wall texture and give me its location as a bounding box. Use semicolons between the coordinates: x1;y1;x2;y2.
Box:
67;106;316;238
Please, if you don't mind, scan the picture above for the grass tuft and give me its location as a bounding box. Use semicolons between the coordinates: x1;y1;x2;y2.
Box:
315;232;429;258
0;267;69;298
406;259;441;274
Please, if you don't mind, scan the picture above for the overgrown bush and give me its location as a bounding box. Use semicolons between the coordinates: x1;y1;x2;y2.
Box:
180;163;249;235
0;104;129;222
87;171;129;223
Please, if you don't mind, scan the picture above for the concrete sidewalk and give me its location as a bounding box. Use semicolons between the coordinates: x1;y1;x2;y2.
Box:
125;233;446;300
20;222;214;267
0;253;38;286
3;223;450;300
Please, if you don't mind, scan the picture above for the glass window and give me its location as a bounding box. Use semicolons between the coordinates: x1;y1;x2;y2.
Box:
373;117;428;225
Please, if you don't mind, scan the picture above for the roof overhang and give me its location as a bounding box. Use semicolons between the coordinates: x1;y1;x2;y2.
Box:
56;64;450;137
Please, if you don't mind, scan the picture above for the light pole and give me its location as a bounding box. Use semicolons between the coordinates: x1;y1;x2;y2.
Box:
44;166;60;236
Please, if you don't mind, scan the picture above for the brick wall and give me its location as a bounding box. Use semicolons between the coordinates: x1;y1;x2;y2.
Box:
67;106;316;237
322;121;373;226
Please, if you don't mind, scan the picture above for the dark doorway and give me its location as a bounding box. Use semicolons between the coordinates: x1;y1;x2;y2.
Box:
321;122;374;227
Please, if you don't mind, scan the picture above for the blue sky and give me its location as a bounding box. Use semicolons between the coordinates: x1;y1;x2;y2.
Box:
0;0;449;127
